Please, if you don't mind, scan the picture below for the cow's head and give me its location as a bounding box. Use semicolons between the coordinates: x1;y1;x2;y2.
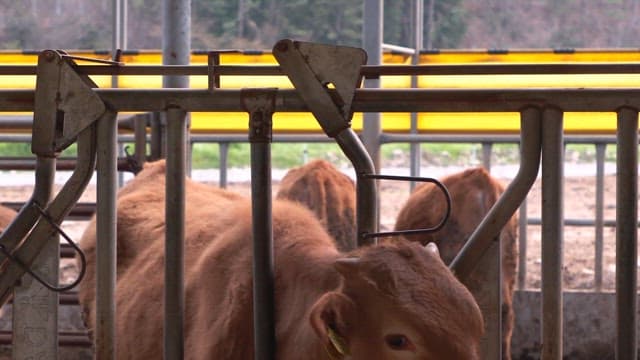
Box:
310;240;483;359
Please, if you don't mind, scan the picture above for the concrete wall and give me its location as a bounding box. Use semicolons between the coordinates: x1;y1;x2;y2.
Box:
512;290;635;359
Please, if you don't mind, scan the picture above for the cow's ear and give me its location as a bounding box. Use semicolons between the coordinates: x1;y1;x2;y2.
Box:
309;292;355;356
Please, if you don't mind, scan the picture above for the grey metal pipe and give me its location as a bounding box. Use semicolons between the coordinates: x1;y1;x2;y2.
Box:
12;87;640;113
541;107;564;360
219;142;229;188
95;110;118;360
482;142;493;170
248;115;276;360
164;107;187;359
450;107;542;279
594;143;606;292
615;107;638;360
11;157;58;360
362;0;383;172
334;128;378;247
409;0;423;192
162;0;190;89
134;113;148;167
250;140;275;360
517;200;528;290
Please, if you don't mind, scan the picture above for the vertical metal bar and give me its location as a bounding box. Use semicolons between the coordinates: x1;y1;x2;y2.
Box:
12;159;57;360
134;113;148;167
111;0;121;89
162;0;190;89
219;142;229;188
150;112;163;160
162;0;189;354
594;142;606;292
517;199;528;290
119;0;127;50
409;0;423;192
362;0;383;172
95;109;118;360
616;107;638;360
245;93;276;360
164;107;187;360
482;142;493;171
541;107;564;360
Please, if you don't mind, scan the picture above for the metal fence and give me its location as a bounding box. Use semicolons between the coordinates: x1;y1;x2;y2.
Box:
0;45;638;360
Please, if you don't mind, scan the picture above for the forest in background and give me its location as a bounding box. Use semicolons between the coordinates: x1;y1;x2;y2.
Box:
0;0;639;51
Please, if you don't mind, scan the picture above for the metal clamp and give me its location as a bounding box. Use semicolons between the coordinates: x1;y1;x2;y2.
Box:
0;50;109;306
241;88;277;143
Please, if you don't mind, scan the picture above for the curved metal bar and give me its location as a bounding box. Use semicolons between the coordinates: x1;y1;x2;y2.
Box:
0;122;97;306
0;158;56;263
360;174;451;240
0;203;86;292
450;106;543;280
333;128;378;248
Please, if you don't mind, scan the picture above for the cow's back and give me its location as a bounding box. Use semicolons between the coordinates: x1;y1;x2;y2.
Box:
276;159;356;251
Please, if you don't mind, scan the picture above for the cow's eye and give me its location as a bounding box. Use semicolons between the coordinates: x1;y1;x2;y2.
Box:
384;334;415;351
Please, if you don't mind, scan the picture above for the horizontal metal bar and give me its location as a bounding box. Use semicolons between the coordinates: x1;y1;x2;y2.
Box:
6;88;640;113
6;62;640;76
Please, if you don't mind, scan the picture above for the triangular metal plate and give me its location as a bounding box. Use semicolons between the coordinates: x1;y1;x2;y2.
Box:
273;39;367;137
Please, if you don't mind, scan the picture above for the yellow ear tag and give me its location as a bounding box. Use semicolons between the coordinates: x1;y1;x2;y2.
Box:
327;327;350;356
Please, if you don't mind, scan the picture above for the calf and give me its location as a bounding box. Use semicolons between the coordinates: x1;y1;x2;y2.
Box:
394;167;518;360
78;160;484;359
276;159;356;251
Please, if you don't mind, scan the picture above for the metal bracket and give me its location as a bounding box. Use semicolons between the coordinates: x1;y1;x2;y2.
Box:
273;39;366;137
0;50;109;306
33;49;106;156
242;88;277;143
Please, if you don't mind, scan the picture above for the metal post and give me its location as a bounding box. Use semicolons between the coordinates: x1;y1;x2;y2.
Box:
409;0;423;191
164;107;187;360
362;0;383;172
134;113;148;167
219;142;229;188
482;142;493;170
12;158;58;360
162;0;189;355
594;142;606;292
517;199;528;290
616;107;638;360
243;90;277;360
541;107;563;360
95;110;119;360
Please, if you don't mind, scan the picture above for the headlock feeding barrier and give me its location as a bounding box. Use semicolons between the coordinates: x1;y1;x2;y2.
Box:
0;41;638;359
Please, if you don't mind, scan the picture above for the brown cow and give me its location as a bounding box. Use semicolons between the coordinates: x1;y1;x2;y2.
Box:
77;160;244;331
78;160;484;359
276;159;356;251
394;167;518;360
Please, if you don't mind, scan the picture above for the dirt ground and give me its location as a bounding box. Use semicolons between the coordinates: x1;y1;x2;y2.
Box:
0;168;626;291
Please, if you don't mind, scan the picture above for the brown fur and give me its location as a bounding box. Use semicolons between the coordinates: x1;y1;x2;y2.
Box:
78;160;484;359
77;160;244;331
0;205;16;231
394;167;518;360
276;159;356;251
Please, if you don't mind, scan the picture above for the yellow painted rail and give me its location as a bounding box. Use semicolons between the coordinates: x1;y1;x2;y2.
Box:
2;49;640;134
